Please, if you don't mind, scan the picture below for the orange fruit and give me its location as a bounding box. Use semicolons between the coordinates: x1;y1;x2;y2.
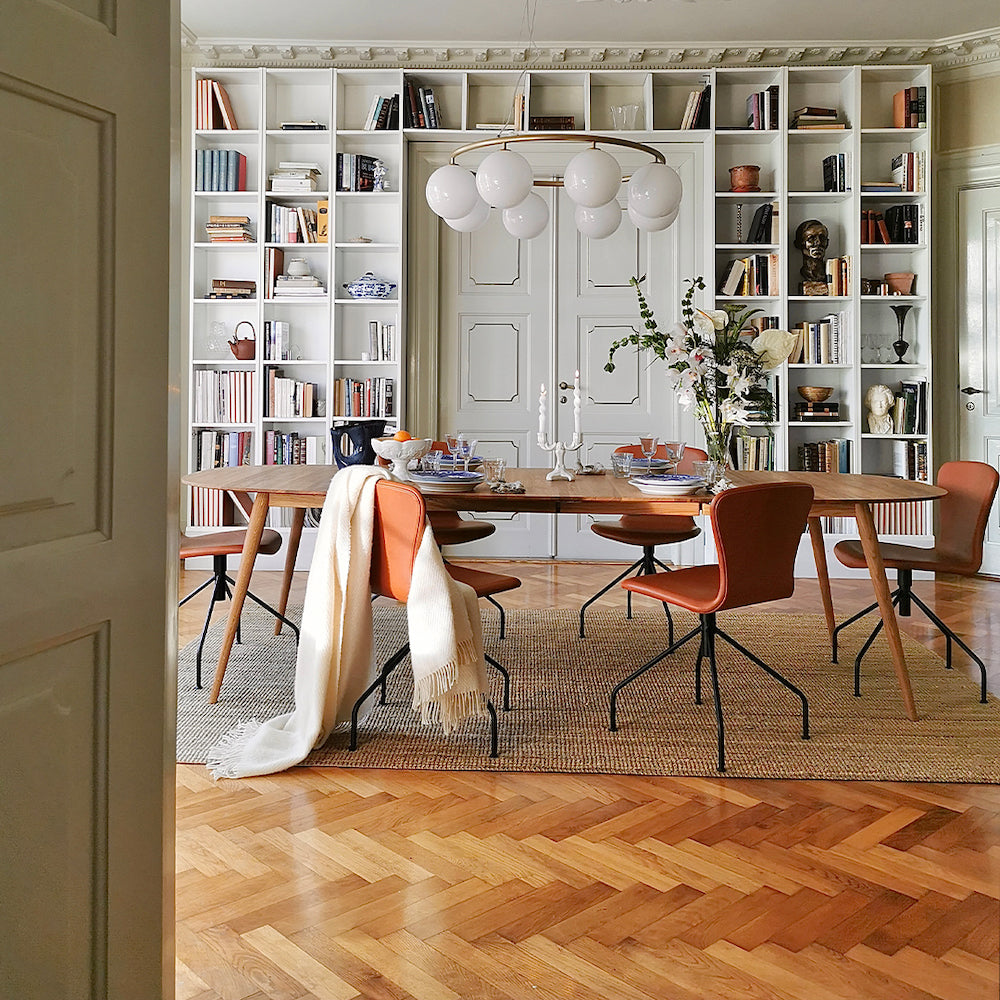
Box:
393;430;412;442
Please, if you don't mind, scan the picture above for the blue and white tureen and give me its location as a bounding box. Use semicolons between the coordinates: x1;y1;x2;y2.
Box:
343;271;397;299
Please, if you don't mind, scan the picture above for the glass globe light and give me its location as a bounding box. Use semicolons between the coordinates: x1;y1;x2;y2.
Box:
627;162;683;219
563;147;622;208
446;197;491;232
502;192;549;239
426;164;480;220
475;149;534;209
574;200;622;239
627;203;679;232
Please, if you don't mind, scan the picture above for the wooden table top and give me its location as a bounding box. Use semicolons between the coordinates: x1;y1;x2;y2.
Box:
183;466;945;516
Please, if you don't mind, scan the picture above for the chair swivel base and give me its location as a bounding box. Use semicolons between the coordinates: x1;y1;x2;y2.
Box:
609;611;810;772
831;568;988;704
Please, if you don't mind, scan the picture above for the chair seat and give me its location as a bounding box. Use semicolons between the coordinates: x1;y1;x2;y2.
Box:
834;538;975;576
446;562;522;599
622;565;721;613
592;514;701;547
428;510;497;546
180;528;283;561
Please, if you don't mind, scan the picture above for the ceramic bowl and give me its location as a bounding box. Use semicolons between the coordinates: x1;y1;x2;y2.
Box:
797;385;834;403
343;271;397;299
371;437;432;480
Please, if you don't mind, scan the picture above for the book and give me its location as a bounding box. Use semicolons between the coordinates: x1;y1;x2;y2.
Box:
860;182;902;192
423;87;440;128
679;90;698;130
529;116;576;130
195;148;205;191
316;200;328;242
280;120;326;130
791;106;838;118
718;258;746;296
692;84;711;129
363;94;381;131
212;81;239;130
747;202;773;244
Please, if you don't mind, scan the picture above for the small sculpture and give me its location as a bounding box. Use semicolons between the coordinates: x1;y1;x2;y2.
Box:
865;383;895;434
372;159;387;192
794;219;830;295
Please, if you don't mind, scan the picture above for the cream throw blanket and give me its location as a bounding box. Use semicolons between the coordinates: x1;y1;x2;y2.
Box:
208;465;489;779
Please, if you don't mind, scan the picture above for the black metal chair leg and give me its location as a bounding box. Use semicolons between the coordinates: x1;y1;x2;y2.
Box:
193;593;221;690
485;653;511;711
580;557;644;637
831;596;882;663
236;583;301;642
609;623;703;731
484;594;506;639
852;592;901;696
179;574;218;607
694;626;709;705
652;556;674;573
486;699;499;758
349;643;411;749
703;615;727;773
909;592;989;704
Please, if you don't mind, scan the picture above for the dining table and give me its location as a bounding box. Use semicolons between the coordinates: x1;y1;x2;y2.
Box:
182;465;945;719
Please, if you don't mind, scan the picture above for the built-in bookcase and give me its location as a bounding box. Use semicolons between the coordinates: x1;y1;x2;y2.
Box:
185;63;933;560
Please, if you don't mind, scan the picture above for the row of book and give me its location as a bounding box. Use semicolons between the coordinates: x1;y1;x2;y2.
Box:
403;81;442;128
742;201;778;244
333;377;395;418
822;255;852;297
679;82;711;130
893;438;929;481
205;278;256;300
363;93;400;131
193;369;254;424
743;315;783;334
792;106;847;130
892;87;928;129
798;439;851;473
268;204;321;243
890;378;928;435
746;85;780;130
266;369;319;418
862;205;922;245
366;321;396;362
873;500;927;535
195;149;248;192
821;153;851;192
262;321;292;361
891;151;926;192
718;253;779;297
190;486;234;528
789;310;850;364
336;153;383;192
263;431;324;466
196;79;239;131
205;215;253;243
194;430;252;471
733;431;776;471
269;162;322;193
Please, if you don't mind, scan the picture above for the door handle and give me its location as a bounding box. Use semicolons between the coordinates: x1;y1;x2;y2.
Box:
961;386;984;395
558;381;572;390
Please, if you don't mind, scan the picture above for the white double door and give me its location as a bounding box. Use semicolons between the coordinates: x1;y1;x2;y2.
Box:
429;142;705;559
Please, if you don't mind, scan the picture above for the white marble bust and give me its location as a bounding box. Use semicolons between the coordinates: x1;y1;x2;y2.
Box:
865;383;895;434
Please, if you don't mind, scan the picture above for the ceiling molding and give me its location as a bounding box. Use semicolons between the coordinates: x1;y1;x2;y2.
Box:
180;27;1000;71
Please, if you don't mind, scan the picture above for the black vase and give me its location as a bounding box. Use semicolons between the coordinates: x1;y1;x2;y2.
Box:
331;421;387;467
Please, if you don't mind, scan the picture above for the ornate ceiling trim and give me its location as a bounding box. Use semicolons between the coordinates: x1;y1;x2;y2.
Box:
181;28;1000;71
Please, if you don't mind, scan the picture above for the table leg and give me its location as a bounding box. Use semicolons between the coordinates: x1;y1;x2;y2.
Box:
210;492;270;704
274;506;305;635
807;517;837;645
854;501;918;721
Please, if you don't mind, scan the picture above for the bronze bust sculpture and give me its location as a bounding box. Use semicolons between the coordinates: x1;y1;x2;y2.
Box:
794;219;830;295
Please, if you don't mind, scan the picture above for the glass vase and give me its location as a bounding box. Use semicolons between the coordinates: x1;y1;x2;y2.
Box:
700;424;735;490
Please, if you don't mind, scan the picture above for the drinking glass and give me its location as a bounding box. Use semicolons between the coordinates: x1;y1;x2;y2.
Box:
422;449;443;472
662;440;686;471
480;457;506;484
639;434;659;469
610;452;634;478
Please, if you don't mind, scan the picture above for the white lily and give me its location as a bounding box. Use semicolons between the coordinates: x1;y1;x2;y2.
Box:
751;328;796;371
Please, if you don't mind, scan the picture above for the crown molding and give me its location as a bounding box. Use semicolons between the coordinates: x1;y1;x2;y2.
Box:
180;28;1000;72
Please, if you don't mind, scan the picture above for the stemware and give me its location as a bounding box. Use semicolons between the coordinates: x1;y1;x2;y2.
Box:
662;440;686;471
445;433;460;455
639;434;659;467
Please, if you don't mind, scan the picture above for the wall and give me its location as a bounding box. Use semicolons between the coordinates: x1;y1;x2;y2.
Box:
935;68;1000;154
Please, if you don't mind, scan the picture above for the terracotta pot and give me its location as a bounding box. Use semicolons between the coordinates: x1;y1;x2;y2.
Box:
729;164;761;192
885;272;915;295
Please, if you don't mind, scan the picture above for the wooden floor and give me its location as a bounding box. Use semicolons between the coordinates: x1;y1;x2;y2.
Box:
176;561;1000;1000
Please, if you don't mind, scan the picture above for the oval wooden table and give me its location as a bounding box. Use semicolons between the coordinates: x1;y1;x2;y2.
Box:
182;466;944;719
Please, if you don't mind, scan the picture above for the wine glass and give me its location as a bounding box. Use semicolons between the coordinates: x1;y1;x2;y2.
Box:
662;440;686;472
459;437;478;473
639;434;659;470
445;434;460;462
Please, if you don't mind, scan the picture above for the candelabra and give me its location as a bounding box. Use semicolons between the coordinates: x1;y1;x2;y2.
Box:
537;376;583;481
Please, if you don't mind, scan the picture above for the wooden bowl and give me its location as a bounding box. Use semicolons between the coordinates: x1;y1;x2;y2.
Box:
797;385;833;404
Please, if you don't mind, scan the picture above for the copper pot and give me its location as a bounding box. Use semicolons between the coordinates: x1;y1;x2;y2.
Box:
885;272;915;295
729;164;761;192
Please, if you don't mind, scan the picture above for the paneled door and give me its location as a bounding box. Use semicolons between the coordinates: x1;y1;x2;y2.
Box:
426;141;705;559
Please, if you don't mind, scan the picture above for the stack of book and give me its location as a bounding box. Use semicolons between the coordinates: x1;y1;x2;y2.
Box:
204;216;253;243
280;120;325;131
791;106;845;129
336;153;383;192
679;80;711;129
529;116;576;131
268;204;320;243
798;439;851;473
793;401;841;421
206;278;255;300
363;94;400;131
892;87;927;129
822;153;851;192
273;273;324;297
269;162;321;193
195;149;247;192
196;79;239;130
403;81;442;128
746;85;779;130
860;180;903;193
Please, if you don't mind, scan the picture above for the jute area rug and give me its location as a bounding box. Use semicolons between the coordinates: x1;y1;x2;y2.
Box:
177;604;1000;781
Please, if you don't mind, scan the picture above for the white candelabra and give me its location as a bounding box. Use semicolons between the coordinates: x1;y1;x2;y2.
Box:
537;372;583;481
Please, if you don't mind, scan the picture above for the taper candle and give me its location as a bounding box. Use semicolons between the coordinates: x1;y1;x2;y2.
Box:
573;370;581;437
538;383;547;436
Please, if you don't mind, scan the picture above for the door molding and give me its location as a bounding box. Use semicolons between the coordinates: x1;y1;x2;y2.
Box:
934;143;1000;462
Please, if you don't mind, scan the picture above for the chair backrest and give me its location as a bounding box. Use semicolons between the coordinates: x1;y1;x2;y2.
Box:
935;460;1000;572
371;478;427;602
711;482;814;612
614;444;708;475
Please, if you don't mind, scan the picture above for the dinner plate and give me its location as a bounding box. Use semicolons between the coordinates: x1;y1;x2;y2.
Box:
628;457;670;471
437;455;483;470
631;474;704;486
631;481;706;496
409;469;485;493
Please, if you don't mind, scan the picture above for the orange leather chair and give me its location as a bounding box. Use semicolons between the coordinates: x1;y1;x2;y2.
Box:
348;478;513;757
179;528;299;689
609;482;814;772
579;444;708;642
832;460;999;703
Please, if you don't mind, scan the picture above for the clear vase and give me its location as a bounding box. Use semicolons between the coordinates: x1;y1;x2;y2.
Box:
700;425;735;490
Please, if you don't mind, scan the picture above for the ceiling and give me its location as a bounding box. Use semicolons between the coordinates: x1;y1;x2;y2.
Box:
181;0;1000;48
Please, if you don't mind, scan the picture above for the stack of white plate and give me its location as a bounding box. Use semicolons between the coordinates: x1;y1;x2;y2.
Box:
628;457;670;472
437;454;482;471
630;473;705;496
408;470;485;493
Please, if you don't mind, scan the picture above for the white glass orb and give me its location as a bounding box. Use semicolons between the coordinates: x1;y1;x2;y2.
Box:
627;162;683;220
627;203;679;232
475;149;534;209
446;197;491;232
574;200;622;239
426;164;480;220
563;147;622;208
502;192;549;239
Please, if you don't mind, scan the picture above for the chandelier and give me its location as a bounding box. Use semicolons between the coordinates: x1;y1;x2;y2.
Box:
425;132;683;240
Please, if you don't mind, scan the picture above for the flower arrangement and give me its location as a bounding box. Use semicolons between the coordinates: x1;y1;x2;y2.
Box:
605;275;795;475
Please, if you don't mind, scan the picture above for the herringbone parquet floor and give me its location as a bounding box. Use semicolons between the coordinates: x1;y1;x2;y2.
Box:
176;561;1000;999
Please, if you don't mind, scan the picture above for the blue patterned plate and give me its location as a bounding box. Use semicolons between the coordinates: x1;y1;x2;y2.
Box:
631;474;703;486
410;469;484;482
629;457;670;470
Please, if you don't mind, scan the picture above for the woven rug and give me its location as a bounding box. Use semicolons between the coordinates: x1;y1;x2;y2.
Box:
177;604;1000;781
